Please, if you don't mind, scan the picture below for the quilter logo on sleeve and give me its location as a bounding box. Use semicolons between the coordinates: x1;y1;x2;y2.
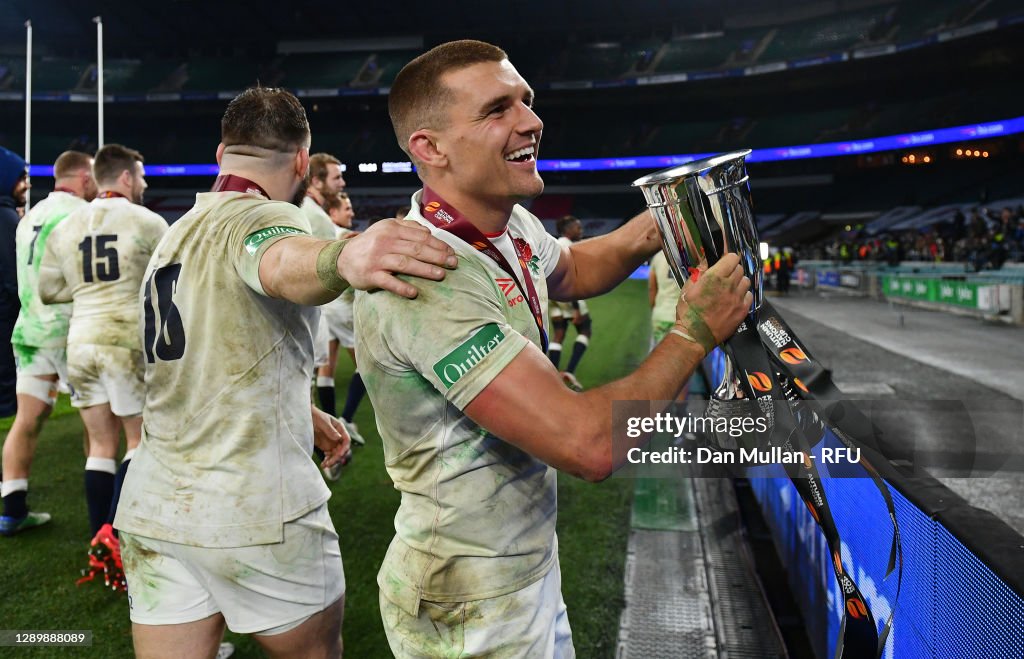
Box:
243;226;307;255
433;323;506;388
496;278;525;307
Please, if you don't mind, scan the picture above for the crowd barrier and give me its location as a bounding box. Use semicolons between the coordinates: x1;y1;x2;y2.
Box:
790;261;1024;323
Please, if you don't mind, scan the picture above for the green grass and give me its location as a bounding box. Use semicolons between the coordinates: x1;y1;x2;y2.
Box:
0;279;651;658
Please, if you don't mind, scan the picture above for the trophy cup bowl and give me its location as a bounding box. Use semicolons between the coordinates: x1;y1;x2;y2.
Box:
633;150;768;444
631;149;762;316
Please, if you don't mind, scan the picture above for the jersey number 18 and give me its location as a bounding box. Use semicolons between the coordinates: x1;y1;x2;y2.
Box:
143;264;186;363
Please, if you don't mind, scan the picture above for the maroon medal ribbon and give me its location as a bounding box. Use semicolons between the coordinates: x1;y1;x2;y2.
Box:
97;191;127;199
419;187;548;351
211;174;269;199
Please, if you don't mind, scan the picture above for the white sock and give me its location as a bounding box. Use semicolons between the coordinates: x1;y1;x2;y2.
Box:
85;457;117;474
1;479;28;497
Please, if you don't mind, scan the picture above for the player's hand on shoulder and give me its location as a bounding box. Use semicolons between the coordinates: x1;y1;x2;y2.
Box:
677;253;752;344
311;405;351;468
338;219;458;299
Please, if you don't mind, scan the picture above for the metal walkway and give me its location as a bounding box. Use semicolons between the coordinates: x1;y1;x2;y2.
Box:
616;467;787;658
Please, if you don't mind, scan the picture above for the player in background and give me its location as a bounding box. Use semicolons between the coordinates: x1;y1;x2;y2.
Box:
301;154;360;479
319;192;367;461
547;215;591;391
38;144;167;588
0;147;30;419
0;151;96;536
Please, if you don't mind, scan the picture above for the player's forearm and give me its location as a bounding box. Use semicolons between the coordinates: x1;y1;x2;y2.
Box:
569;332;705;481
559;210;660;299
259;237;349;306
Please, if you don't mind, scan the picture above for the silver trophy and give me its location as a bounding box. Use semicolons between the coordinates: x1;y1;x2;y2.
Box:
632;149;762;313
633;150;767;447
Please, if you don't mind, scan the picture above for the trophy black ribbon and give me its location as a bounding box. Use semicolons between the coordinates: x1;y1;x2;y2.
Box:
634;151;902;659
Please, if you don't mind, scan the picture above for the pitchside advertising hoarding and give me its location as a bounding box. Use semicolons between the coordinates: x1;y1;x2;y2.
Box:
700;349;1024;658
816;270;840;288
882;275;1011;311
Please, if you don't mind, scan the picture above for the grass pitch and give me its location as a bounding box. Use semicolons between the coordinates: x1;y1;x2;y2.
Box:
0;279;650;658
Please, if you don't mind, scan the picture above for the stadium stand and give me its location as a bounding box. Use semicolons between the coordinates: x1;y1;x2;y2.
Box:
181;58;259;93
758;6;891;62
279;52;367;88
655;32;745;72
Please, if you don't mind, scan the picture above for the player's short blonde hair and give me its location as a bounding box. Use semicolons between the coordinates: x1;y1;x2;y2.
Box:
53;151;93;180
388;40;507;163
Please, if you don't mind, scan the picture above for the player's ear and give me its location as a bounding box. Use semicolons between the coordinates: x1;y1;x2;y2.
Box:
295;147;310;181
408;130;446;170
215;143;225;166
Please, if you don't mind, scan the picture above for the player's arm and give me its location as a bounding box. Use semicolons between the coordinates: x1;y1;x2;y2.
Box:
258;219;458;305
37;231;73;304
547;209;661;302
465;253;751;482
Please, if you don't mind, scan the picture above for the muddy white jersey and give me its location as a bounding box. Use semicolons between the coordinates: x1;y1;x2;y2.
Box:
39;196;167;350
356;190;562;614
114;191;329;547
12;191;88;349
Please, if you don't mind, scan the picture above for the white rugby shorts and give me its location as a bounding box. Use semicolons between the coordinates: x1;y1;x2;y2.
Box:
66;344;144;415
121;504;345;635
380;558;574;658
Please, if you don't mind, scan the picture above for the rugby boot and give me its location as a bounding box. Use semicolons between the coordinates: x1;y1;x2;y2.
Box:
0;511;51;537
342;419;365;446
561;372;583;392
82;523;127;592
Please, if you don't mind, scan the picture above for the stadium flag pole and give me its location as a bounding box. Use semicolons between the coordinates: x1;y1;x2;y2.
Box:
94;16;104;149
24;20;32;210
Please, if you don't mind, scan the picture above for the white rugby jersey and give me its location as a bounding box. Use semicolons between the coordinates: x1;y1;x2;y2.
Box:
114;191;329;547
38;196;167;350
355;190;563;615
301;195;338;240
651;251;681;325
12;191;88;349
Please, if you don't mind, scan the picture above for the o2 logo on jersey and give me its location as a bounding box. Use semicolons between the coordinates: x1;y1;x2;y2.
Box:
495;278;524;307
